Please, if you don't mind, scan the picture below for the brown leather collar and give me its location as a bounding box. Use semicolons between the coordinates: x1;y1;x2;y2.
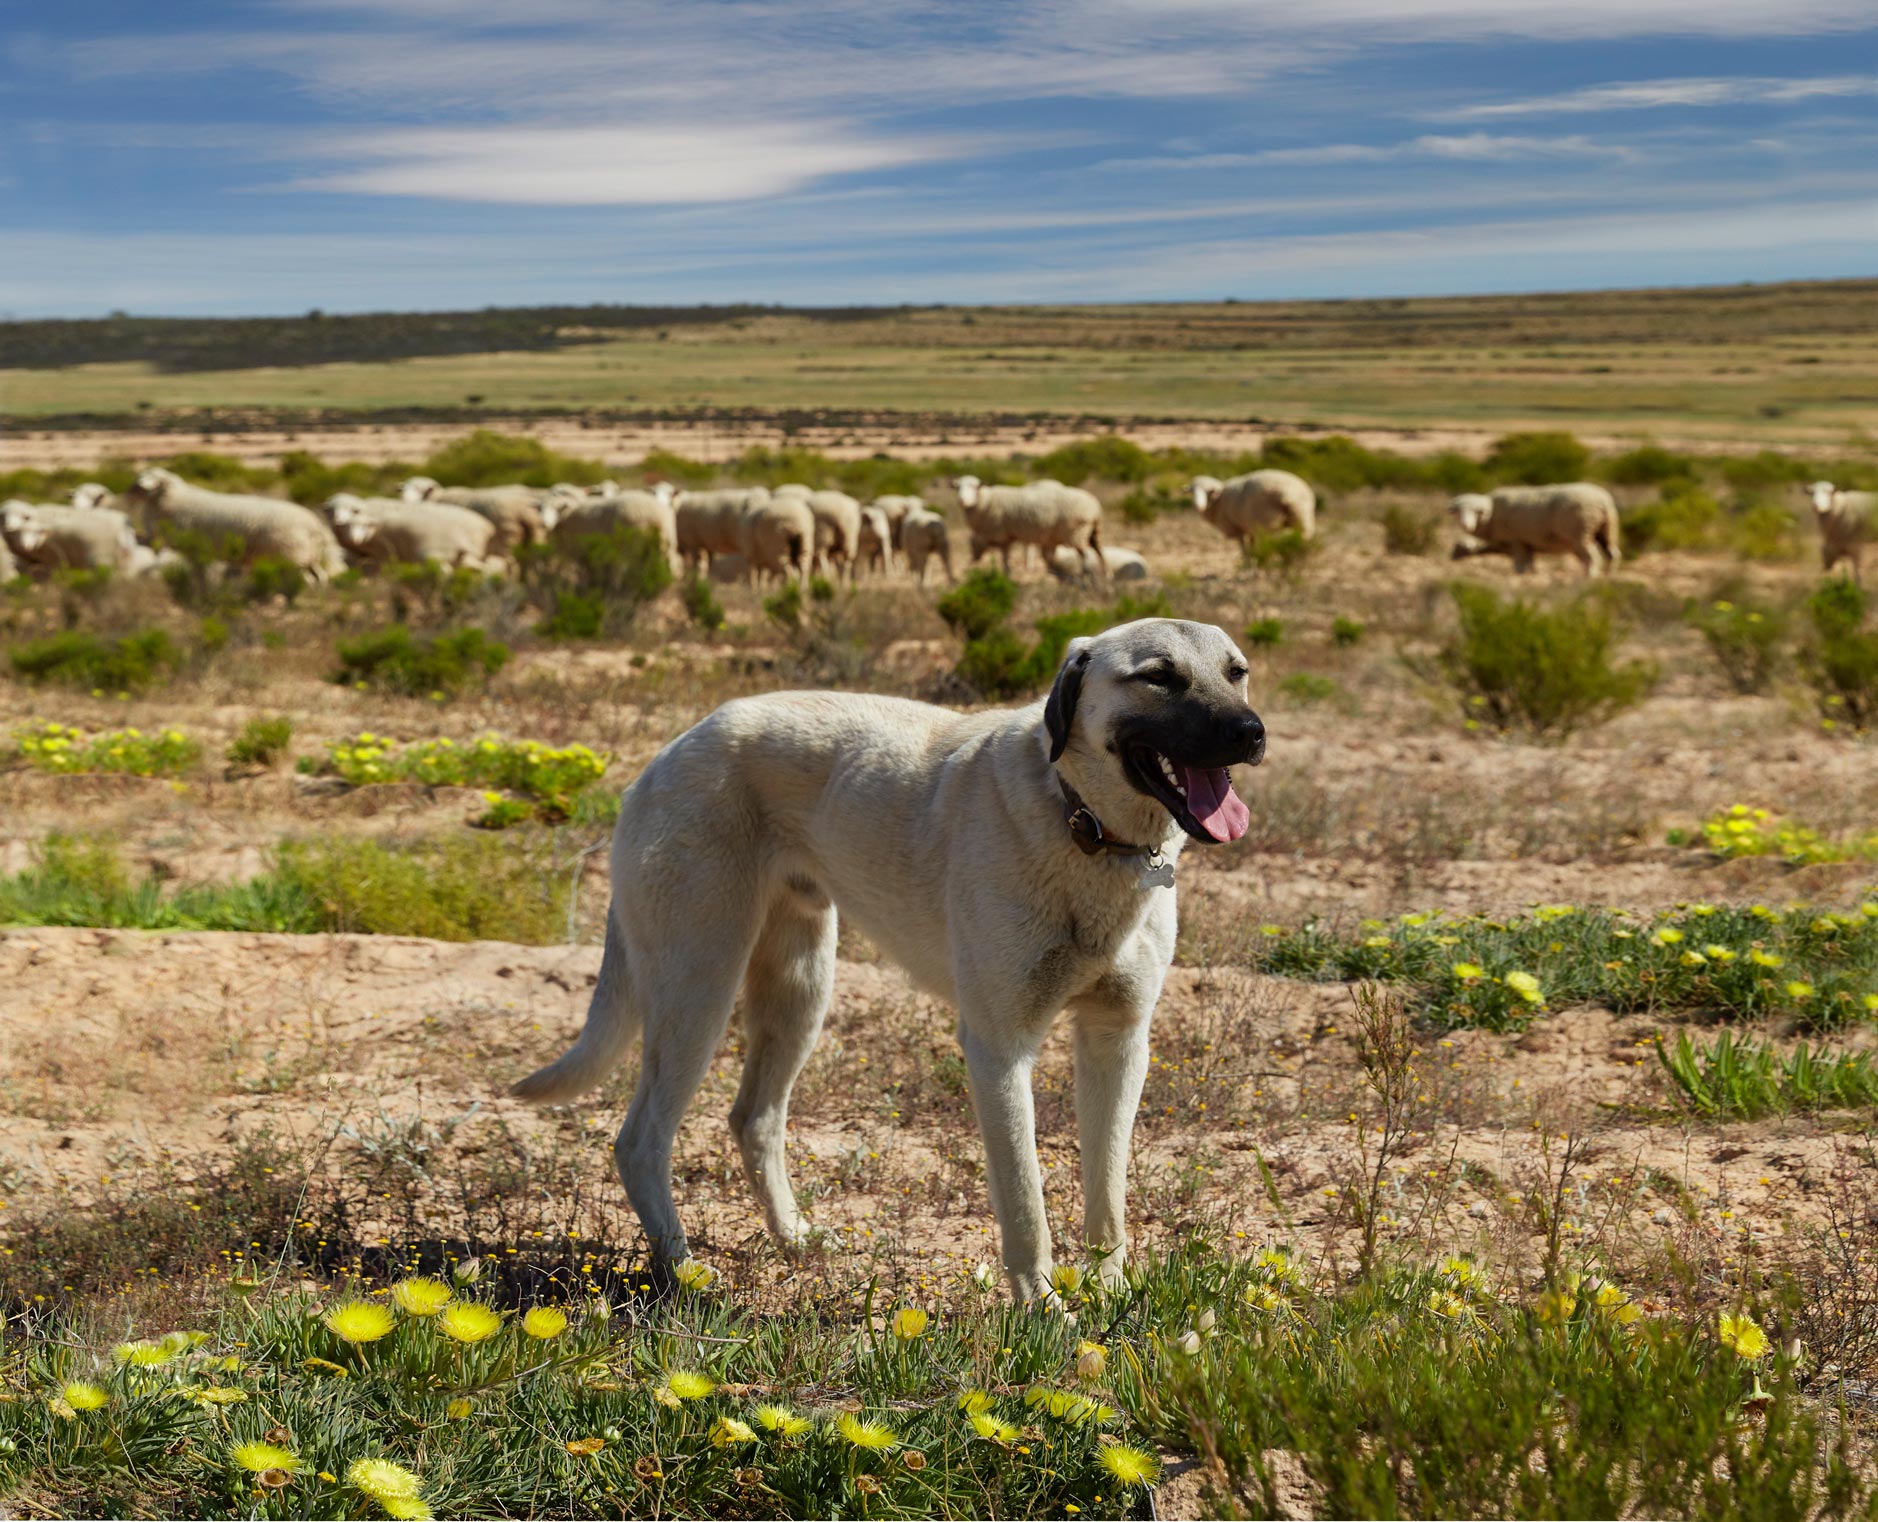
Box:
1059;777;1155;858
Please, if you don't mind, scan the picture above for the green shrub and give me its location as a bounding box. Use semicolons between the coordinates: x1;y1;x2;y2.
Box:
637;448;717;488
527;524;673;639
7;627;182;693
1726;499;1801;562
333;625;510;698
1245;617;1284;648
1380;502;1439;556
1694;803;1878;865
1800;578;1878;731
12;720;199;777
1032;435;1155;486
1428;585;1656;739
1484;430;1590;485
242;554;307;606
226;715;293;768
1687;592;1786;694
1330;616;1365;647
421;429;605;489
1603;443;1698;487
318;731;609;819
936;568;1019;641
730;444;836;488
154;451;277;493
1626;485;1722;555
268;835;566;943
945;578;1168;699
1119;484;1179;523
1278;672;1339;705
763;579;804;632
1720;449;1812;495
278;449;405;506
955;624;1042;699
680;574;726;631
834;454;926;500
1243;528;1316;578
1657;1029;1878;1119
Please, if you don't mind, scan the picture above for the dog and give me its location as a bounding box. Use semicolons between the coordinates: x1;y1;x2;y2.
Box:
513;617;1265;1299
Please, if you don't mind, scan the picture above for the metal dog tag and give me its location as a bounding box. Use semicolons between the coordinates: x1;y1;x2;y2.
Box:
1138;849;1175;890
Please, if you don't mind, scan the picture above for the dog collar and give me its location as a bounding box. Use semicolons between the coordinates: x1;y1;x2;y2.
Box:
1058;778;1175;888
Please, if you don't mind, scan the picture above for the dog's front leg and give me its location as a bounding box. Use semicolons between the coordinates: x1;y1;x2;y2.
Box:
957;1016;1054;1301
1071;1003;1153;1287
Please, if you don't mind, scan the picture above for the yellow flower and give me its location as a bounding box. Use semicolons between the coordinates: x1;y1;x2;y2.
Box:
1719;1312;1770;1360
521;1307;567;1340
956;1390;995;1415
62;1382;108;1412
1051;1264;1084;1296
390;1278;452;1317
1750;949;1783;968
891;1306;929;1340
969;1411;1021;1443
438;1303;503;1344
1075;1340;1107;1381
1785;981;1815;1001
1535;1289;1576;1324
665;1370;715;1401
836;1413;897;1449
446;1398;473;1419
672;1258;717;1291
1427;1289;1467;1320
113;1339;177;1367
1653;928;1685;946
755;1403;811;1437
565;1437;606;1456
325;1302;398;1344
347;1458;430;1520
234;1442;300;1474
1099;1444;1160;1486
1595;1284;1642;1326
711;1416;757;1446
1452;962;1484;980
1503;970;1543;1005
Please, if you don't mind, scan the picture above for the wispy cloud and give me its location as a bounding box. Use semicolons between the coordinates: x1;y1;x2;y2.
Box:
1106;133;1631;170
1444;73;1878;118
1094;0;1878;40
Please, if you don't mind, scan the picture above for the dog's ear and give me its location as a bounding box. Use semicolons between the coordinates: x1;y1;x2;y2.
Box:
1044;641;1092;762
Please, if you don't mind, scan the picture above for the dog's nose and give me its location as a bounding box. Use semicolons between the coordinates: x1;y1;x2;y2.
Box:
1241;710;1266;764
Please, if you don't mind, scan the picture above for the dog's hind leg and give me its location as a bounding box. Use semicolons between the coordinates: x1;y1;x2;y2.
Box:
729;882;836;1249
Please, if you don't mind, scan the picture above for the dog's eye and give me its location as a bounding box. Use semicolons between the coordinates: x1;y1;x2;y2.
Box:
1134;666;1183;689
1226;664;1248;683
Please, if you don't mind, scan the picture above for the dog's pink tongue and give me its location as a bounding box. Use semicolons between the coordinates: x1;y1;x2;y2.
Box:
1180;764;1250;842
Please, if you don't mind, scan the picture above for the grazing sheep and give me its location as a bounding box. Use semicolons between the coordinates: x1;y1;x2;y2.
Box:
1807;481;1875;577
1449;483;1621;577
707;553;751;585
674;487;769;576
952;475;1102;577
131;468;348;581
2;499;139;574
900;508;955;587
772;486;862;579
856;506;893;576
400;476;552;553
0;520;19;583
326;493;502;571
869;495;924;550
738;495;815;585
1049;544;1149;582
549;488;679;570
1190;470;1316;544
70;482;119;511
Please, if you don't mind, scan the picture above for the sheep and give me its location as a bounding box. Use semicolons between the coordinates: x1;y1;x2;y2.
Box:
674;486;768;577
1;499;138;574
130;469;347;580
0;522;18;583
1807;481;1875;577
900;508;955;587
856;506;893;576
1449;483;1621;577
707;553;751;585
325;493;502;572
805;490;863;580
869;495;924;550
1190;470;1316;544
1048;544;1149;582
952;475;1102;577
549;488;679;570
70;482;119;512
399;476;552;553
737;495;814;585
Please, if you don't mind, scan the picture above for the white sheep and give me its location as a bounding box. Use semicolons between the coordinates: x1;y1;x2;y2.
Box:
1049;544;1149;582
952;475;1102;577
674;487;769;577
549;488;679;570
400;476;552;553
771;484;862;579
70;482;119;511
1807;481;1875;578
900;508;954;587
325;493;502;572
1;499;139;574
869;495;924;550
738;495;815;585
1449;483;1621;576
856;506;893;576
0;519;19;583
131;468;347;581
1190;470;1316;544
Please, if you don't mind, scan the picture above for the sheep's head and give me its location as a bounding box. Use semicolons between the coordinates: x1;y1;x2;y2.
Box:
1448;493;1492;537
650;482;677;508
952;475;983;509
400;476;440;503
0;502;46;555
1190;475;1223;515
129;468;177;504
1807;480;1838;515
70;483;113;510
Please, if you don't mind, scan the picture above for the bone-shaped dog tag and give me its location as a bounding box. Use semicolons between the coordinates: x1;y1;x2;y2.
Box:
1139;849;1175;890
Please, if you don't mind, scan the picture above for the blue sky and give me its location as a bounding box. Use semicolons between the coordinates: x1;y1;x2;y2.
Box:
3;0;1876;315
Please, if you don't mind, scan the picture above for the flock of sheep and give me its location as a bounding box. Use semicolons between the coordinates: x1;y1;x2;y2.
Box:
0;460;1869;591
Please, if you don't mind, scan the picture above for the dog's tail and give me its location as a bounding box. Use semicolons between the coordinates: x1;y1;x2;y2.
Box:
511;911;640;1103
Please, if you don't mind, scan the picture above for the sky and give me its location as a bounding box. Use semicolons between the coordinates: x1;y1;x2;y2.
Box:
2;0;1876;316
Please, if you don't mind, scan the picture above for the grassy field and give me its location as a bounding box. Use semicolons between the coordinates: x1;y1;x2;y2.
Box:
5;279;1878;445
3;421;1878;1516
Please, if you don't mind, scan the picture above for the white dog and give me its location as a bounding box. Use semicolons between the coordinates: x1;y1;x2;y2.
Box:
515;618;1265;1299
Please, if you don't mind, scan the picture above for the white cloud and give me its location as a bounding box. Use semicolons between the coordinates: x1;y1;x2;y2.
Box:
1093;0;1877;40
1106;133;1632;170
1444;73;1878;118
289;122;970;205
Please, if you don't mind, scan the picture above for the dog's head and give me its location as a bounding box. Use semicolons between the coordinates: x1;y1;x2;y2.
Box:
1044;618;1264;846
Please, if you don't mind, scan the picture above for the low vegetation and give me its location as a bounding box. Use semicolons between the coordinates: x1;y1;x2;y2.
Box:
1656;1028;1878;1119
311;732;610;820
332;625;512;699
11;719;199;777
7;627;183;694
1691;803;1878;865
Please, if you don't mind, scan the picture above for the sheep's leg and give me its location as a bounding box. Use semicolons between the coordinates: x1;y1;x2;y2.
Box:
1512;547;1535;574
